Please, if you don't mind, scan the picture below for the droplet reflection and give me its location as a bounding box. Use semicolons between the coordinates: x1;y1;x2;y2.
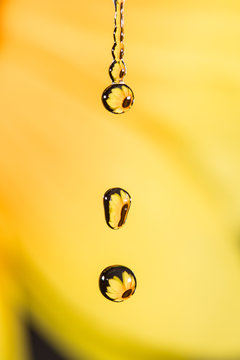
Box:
102;84;134;114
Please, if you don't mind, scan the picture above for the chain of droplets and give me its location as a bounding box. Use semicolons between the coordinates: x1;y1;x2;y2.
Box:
102;0;134;114
109;0;126;83
100;1;136;303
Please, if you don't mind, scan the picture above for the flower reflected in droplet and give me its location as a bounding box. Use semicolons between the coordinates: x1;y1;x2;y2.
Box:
106;271;136;302
102;84;134;114
103;188;131;229
99;265;137;302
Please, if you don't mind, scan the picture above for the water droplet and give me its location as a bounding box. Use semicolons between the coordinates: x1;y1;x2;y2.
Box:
102;84;134;114
103;187;131;229
99;265;136;302
102;0;134;113
109;60;126;82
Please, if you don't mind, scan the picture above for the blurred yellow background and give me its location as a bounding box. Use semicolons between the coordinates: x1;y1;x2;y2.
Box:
0;0;240;359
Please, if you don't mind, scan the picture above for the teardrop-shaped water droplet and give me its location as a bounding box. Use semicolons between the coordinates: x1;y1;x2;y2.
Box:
103;187;131;229
99;265;137;302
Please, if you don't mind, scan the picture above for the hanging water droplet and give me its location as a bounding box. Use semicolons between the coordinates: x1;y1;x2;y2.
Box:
102;0;134;114
103;187;131;229
102;84;134;114
109;60;126;83
99;265;137;302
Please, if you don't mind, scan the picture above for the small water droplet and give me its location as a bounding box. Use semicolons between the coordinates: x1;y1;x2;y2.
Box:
99;265;137;302
102;84;134;114
109;60;126;82
103;187;131;229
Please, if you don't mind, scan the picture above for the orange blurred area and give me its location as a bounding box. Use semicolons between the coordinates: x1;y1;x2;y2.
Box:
0;0;240;359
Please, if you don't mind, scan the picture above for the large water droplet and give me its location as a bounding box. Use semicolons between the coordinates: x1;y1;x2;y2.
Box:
102;84;134;114
103;187;131;229
99;265;137;302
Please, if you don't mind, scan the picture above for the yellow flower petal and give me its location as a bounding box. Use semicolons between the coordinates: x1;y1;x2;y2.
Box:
106;288;122;296
110;193;122;205
106;98;120;109
112;106;124;114
109;193;124;228
120;190;129;203
122;86;130;98
109;88;122;99
129;275;135;290
108;277;123;292
106;289;122;299
106;89;123;109
122;271;131;290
